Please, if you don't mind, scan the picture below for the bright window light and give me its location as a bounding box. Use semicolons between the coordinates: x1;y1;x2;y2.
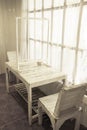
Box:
62;48;75;82
21;0;87;83
79;5;87;49
28;0;34;11
75;51;87;83
64;7;80;47
52;9;63;44
54;0;64;7
36;0;42;10
30;40;34;59
44;0;52;9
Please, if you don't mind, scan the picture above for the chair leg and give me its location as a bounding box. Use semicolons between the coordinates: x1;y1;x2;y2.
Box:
50;118;60;130
53;121;60;130
38;103;43;125
74;112;81;130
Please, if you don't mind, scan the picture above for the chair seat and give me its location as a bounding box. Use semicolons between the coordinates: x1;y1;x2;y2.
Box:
39;93;58;116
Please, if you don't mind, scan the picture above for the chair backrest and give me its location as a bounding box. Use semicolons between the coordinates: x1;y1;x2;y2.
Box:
7;51;16;61
54;83;86;118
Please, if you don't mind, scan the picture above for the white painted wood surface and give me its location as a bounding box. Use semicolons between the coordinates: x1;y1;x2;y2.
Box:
38;83;87;130
5;61;66;88
5;61;66;125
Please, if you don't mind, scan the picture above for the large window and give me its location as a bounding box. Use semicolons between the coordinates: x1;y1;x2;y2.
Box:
22;0;87;83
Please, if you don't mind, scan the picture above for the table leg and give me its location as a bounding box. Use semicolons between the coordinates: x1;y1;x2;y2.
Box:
28;86;32;126
6;68;10;93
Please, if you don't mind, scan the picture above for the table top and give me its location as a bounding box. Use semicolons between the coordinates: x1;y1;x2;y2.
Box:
5;61;66;88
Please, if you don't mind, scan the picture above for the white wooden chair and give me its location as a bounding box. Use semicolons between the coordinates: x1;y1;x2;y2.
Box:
38;83;86;130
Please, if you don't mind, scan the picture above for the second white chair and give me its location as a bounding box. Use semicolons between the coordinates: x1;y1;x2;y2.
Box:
38;83;86;130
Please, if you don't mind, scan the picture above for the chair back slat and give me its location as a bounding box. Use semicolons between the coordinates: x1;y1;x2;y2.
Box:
54;83;86;118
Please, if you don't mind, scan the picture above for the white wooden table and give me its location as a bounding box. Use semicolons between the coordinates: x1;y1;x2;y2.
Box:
5;61;66;125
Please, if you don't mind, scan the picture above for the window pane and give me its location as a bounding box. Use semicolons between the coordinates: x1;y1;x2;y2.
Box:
44;0;52;9
29;40;34;59
43;20;49;42
29;13;34;17
36;12;42;18
52;9;63;44
51;46;61;71
29;14;49;45
44;11;51;41
64;7;80;47
48;44;51;64
36;0;42;10
62;49;75;82
76;51;87;83
29;19;34;39
36;42;41;59
54;0;64;7
75;51;83;83
43;43;48;61
79;5;87;49
36;20;42;40
28;0;34;11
